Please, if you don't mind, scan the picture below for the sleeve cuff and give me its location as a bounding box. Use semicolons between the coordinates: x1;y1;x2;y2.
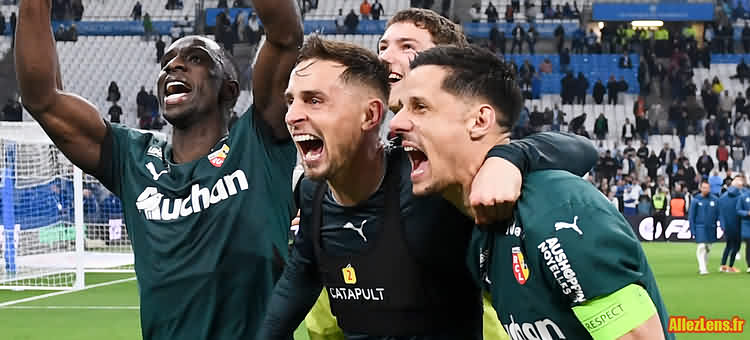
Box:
485;143;528;177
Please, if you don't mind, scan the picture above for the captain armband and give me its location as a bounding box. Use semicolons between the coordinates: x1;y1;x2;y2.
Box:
572;283;657;340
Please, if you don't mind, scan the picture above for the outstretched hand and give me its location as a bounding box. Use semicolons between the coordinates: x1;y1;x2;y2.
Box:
468;157;522;225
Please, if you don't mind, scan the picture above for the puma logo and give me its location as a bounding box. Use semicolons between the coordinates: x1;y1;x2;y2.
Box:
554;216;583;236
146;162;168;181
343;220;368;242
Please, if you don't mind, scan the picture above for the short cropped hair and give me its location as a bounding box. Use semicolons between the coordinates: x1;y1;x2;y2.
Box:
297;35;390;103
387;8;469;48
217;49;239;116
410;45;522;130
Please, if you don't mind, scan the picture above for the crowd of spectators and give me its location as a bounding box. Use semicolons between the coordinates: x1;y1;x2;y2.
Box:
487;10;750;220
587;137;747;220
213;8;260;54
51;0;84;21
470;0;579;24
54;23;78;42
99;81;163;130
135;85;164;130
332;1;387;34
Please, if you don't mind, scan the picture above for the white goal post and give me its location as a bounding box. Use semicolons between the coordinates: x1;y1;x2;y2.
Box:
0;122;164;290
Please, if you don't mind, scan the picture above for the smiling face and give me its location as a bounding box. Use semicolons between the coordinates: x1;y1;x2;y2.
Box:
389;65;473;195
378;22;435;109
157;36;229;127
285;60;381;180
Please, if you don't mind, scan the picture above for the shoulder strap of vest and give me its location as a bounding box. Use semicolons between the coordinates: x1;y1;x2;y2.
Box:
382;151;402;233
293;173;305;211
310;179;328;266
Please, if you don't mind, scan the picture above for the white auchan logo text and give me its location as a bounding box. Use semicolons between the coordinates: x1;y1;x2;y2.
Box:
135;170;249;221
503;314;567;340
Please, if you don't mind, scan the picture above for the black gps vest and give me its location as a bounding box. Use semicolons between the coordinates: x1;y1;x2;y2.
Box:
310;154;480;336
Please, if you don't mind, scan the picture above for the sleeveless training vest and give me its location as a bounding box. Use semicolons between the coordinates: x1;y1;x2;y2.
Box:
653;193;666;211
310;154;477;335
670;198;686;217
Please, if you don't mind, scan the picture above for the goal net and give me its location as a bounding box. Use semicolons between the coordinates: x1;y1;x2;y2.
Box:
0;122;162;290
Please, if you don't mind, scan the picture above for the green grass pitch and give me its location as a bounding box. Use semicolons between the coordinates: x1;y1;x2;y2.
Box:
0;242;747;339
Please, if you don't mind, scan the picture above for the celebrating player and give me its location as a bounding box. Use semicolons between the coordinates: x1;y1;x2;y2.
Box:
15;0;302;339
293;10;599;339
260;33;599;338
390;45;673;340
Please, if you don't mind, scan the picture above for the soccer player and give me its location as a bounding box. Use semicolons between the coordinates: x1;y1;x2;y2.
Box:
15;0;302;339
391;45;673;340
735;186;750;272
299;8;596;339
259;36;598;339
718;175;744;273
688;181;719;275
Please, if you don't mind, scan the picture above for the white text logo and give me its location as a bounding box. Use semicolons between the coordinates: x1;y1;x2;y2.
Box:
328;287;385;301
135;169;249;221
538;237;585;303
503;314;566;340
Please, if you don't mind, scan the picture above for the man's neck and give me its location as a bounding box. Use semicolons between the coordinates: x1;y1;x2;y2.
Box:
442;133;511;220
170;116;228;164
328;136;386;206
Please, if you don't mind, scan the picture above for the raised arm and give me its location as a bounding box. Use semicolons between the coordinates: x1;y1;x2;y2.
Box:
485;131;598;177
15;0;106;174
252;0;304;141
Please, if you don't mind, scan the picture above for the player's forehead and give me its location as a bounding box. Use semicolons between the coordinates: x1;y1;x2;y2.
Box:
286;59;346;96
380;22;434;48
160;36;225;71
166;36;222;58
398;66;448;100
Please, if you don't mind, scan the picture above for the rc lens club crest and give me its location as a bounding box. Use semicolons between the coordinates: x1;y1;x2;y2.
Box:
208;144;230;167
512;247;530;285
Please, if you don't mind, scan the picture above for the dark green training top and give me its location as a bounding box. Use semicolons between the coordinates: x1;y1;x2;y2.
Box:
469;170;674;340
95;105;296;340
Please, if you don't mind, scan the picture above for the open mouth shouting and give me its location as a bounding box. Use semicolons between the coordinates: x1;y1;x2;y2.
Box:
164;79;193;106
402;142;429;181
294;133;326;165
388;72;403;85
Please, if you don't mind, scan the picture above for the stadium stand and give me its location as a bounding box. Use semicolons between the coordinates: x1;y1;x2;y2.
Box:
0;36;9;59
692;54;750;100
322;33;380;52
302;0;410;20
504;53;640;94
57;36;162;128
476;0;587;23
51;34;376;131
80;0;196;21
